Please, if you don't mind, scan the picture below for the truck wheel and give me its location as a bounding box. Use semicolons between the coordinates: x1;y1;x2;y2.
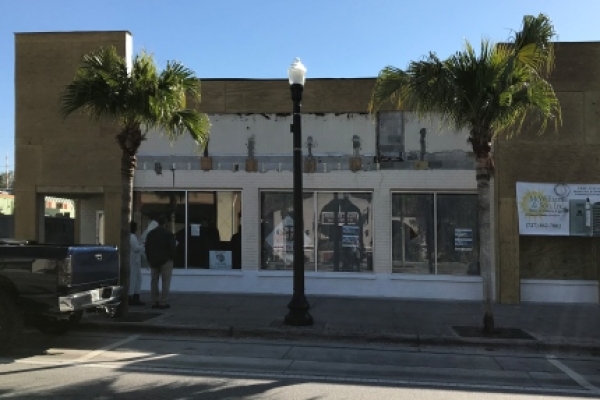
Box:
69;310;84;325
35;317;71;335
0;292;24;354
36;310;83;335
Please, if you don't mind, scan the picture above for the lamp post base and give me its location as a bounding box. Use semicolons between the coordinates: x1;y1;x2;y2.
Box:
284;294;313;326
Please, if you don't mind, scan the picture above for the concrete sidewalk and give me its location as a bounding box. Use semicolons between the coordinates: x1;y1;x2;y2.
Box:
79;292;600;353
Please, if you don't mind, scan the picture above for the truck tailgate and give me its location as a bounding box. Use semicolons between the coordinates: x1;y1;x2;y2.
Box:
69;246;119;290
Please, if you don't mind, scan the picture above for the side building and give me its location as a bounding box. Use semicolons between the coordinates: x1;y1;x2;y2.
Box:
495;42;600;304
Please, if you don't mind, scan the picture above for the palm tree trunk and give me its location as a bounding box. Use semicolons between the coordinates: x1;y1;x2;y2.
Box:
476;156;494;333
115;124;143;318
116;150;135;317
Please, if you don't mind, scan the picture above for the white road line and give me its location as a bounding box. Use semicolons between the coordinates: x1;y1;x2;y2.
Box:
547;354;600;394
75;334;141;362
11;358;593;397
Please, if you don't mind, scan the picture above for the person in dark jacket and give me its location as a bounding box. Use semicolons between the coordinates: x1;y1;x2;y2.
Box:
144;215;176;309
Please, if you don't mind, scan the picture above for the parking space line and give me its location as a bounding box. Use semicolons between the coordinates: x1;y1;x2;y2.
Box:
547;354;600;394
75;334;141;362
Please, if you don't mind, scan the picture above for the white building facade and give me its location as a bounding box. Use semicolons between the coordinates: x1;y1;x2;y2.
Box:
120;109;494;301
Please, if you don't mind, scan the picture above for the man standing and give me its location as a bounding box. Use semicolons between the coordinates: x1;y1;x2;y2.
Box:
129;221;145;306
144;215;176;309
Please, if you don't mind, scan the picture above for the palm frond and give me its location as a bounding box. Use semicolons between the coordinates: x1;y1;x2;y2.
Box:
369;66;409;113
512;14;556;76
492;71;561;138
160;61;200;103
369;13;561;145
162;109;211;147
60;46;128;121
62;45;211;154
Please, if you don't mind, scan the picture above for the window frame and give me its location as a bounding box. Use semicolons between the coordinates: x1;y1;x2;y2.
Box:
390;190;478;275
133;189;242;269
259;190;375;273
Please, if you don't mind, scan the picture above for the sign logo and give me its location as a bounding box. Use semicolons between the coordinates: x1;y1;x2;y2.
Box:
519;189;549;218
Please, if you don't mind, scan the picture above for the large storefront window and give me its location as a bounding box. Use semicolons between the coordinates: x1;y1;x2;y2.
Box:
436;194;479;275
260;192;315;270
260;191;373;272
133;190;241;269
391;194;435;274
392;193;478;275
316;193;373;272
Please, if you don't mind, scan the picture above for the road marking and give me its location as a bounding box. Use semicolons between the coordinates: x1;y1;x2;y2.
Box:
75;335;141;362
547;354;600;394
11;358;593;397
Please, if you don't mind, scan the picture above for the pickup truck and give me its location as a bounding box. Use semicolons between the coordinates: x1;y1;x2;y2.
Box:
0;240;122;353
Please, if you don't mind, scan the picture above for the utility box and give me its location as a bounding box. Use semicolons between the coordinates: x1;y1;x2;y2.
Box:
245;159;258;172
200;157;212;171
349;157;362;172
304;158;316;173
414;161;429;170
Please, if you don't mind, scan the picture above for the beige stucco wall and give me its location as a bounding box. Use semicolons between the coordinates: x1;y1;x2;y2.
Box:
14;31;130;246
495;42;600;303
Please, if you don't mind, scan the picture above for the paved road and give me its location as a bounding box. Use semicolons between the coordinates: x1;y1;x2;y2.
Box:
0;330;599;399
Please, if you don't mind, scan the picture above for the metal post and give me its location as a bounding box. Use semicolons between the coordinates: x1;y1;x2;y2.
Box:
285;83;313;326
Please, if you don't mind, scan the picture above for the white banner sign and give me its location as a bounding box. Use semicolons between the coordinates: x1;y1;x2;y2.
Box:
516;182;600;236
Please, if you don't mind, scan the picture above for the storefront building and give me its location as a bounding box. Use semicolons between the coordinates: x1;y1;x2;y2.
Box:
15;31;599;304
130;92;484;299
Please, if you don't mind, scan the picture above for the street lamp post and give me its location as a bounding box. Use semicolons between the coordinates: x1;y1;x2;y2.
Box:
284;58;313;326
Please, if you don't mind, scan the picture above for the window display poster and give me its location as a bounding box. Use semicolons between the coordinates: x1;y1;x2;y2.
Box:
190;224;201;237
454;228;473;251
516;182;600;236
321;211;359;225
209;250;232;269
342;225;360;248
264;216;312;252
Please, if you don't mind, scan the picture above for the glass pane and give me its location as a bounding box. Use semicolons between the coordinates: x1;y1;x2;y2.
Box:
133;191;185;268
316;192;373;272
261;192;315;271
436;194;479;275
391;194;435;274
186;191;241;269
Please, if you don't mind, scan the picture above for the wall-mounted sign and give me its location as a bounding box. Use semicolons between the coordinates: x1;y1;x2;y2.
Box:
516;182;600;236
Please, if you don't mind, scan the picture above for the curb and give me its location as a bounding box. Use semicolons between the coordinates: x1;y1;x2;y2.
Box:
75;320;600;353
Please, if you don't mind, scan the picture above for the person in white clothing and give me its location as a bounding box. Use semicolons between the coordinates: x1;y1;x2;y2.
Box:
129;221;145;306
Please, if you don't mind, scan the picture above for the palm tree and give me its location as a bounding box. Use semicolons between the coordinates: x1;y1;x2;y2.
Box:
61;46;210;315
370;14;561;333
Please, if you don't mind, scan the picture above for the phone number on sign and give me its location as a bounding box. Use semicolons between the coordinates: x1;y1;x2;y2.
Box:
525;222;561;229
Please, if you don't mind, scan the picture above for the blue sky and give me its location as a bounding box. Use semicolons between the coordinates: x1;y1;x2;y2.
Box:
1;0;599;170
